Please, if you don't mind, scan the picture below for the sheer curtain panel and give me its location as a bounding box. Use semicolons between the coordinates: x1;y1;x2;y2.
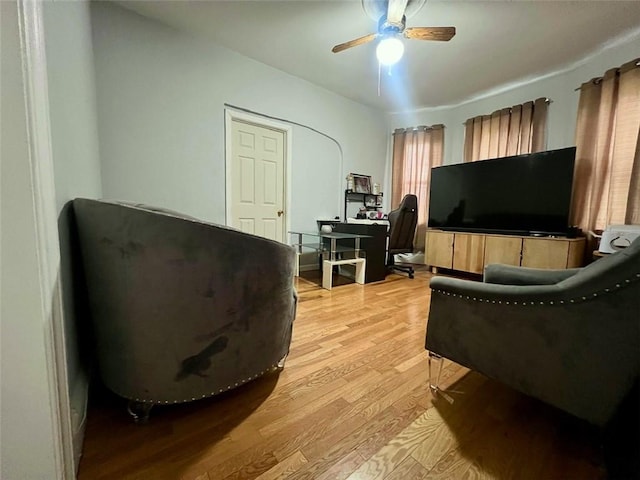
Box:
463;97;549;162
571;58;640;234
391;125;444;250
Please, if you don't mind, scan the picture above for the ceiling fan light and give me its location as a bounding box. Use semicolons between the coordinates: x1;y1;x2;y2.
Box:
376;37;404;65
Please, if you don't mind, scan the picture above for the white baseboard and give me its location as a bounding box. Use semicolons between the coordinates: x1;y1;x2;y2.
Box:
71;408;87;472
299;263;320;272
70;375;89;472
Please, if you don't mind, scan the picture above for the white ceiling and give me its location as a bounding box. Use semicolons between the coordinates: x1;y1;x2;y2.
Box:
115;0;640;112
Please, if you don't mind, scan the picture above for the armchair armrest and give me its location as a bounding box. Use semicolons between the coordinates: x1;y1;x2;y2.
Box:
483;264;582;286
429;275;563;301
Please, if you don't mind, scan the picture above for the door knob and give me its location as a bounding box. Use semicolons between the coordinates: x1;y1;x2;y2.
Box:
277;210;284;217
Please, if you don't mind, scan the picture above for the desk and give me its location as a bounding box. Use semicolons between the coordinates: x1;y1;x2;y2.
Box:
333;223;388;283
289;231;369;290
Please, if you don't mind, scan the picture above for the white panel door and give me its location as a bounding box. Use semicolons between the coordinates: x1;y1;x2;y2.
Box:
230;120;285;242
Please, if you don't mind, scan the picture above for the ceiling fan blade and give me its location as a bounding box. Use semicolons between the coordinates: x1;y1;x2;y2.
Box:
387;0;409;24
332;33;377;53
404;26;456;41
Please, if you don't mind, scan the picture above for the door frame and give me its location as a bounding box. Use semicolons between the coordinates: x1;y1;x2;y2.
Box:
224;109;292;242
9;0;75;477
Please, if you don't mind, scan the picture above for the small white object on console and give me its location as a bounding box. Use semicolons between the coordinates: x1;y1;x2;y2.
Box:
599;225;640;253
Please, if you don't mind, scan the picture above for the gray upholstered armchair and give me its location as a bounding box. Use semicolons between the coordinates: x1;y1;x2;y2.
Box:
73;198;297;421
426;237;640;427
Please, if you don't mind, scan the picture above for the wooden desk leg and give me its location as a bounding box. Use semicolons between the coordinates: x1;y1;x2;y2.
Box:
322;260;333;290
355;259;366;285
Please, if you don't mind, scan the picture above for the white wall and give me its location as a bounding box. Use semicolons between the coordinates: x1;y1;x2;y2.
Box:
43;0;102;469
90;2;389;232
1;1;69;478
389;31;640;167
45;0;102;212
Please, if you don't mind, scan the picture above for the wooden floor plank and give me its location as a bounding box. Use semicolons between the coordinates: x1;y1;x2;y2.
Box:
254;450;308;480
383;456;431;480
77;269;605;480
347;406;447;480
314;450;367;480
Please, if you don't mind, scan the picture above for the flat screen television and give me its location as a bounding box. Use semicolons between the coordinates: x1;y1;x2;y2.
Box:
428;147;576;236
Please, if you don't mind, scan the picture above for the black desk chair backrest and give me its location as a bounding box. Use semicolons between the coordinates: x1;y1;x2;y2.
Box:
387;194;418;278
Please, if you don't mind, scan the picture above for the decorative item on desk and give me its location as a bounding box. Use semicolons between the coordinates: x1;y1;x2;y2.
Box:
372;182;380;195
352;173;372;194
364;196;377;207
346;173;354;191
317;218;340;232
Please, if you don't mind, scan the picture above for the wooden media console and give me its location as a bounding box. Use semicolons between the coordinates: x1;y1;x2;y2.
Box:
426;229;586;274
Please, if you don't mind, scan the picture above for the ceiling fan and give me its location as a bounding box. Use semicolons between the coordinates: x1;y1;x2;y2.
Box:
332;0;455;65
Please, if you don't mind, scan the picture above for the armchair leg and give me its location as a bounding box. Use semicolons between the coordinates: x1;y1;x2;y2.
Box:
127;400;154;424
277;354;288;369
428;352;443;394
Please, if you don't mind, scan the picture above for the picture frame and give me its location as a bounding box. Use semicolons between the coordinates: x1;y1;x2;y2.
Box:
352;173;372;194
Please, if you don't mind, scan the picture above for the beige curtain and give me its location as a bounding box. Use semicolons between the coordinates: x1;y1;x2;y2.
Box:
571;58;640;234
391;125;444;250
463;97;548;162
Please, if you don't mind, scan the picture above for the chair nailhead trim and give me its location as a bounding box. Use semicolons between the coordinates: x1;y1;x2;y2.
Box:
432;272;639;306
120;362;282;405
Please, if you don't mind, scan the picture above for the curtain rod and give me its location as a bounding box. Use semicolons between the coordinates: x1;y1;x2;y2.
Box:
574;60;640;91
575;76;604;91
393;124;444;134
461;98;551;125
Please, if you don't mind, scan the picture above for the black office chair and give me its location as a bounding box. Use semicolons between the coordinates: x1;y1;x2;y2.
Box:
387;194;418;279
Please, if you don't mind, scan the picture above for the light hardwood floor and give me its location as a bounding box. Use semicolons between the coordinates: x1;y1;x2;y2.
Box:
78;269;605;480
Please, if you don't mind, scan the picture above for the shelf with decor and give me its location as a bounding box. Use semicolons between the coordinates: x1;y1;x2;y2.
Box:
343;190;383;221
